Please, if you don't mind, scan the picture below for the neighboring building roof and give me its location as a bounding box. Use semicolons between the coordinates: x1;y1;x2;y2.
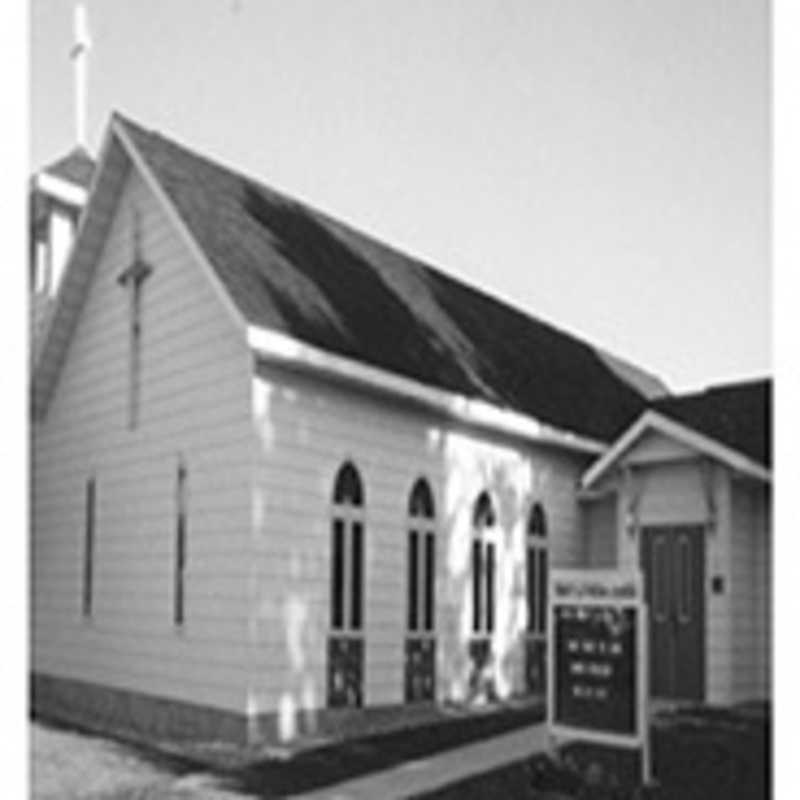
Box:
651;379;771;468
596;348;670;400
41;146;95;189
113;115;651;443
581;378;772;489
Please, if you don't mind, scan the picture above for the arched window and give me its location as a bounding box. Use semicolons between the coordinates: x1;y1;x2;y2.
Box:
472;491;496;635
407;478;436;633
529;502;547;538
330;462;365;632
473;491;496;528
333;461;364;506
526;502;548;635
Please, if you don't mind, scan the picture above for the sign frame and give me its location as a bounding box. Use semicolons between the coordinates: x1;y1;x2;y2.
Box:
546;568;650;783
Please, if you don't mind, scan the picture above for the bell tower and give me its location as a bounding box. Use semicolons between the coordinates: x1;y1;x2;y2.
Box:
30;3;95;349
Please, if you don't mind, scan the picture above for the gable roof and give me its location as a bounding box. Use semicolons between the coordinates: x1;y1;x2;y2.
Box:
596;348;669;400
108;114;652;443
581;378;772;488
651;379;771;467
41;146;95;189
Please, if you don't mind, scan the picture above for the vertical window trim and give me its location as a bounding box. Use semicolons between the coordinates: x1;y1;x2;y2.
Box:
82;477;96;619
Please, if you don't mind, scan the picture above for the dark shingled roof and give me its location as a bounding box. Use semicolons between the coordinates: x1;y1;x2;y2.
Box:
651;379;771;467
117;114;652;442
42;147;95;189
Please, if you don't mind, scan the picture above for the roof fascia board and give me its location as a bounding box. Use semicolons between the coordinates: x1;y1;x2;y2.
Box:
649;411;771;482
110;117;248;338
581;409;770;489
580;413;656;489
247;324;606;455
32;172;88;207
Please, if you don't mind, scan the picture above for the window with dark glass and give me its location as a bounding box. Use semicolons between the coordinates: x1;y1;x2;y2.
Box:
174;461;187;626
472;491;496;635
526;502;548;635
331;462;365;632
407;478;436;633
83;477;96;618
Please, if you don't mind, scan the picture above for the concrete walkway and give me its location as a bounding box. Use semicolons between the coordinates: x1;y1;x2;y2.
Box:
288;722;549;799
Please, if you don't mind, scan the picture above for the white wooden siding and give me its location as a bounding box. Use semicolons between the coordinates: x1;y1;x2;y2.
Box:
582;495;617;567
729;480;771;701
31;166;253;714
247;363;589;735
620;429;697;467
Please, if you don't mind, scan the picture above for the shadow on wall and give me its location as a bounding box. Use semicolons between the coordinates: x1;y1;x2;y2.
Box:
248;368;559;743
440;434;555;703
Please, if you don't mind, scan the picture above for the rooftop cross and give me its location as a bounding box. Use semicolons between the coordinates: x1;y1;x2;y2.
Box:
70;3;92;149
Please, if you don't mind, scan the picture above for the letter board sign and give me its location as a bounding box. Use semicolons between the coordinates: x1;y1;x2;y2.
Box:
547;569;649;772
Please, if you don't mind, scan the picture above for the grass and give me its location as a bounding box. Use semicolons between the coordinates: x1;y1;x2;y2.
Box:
412;703;771;800
32;702;770;800
32;700;544;799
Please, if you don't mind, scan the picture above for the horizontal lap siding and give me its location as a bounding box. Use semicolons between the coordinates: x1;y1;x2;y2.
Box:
248;366;588;722
582;495;618;567
730;481;771;702
31;168;252;714
621;430;696;466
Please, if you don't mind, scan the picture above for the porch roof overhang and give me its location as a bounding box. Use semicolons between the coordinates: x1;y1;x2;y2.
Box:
580;409;772;490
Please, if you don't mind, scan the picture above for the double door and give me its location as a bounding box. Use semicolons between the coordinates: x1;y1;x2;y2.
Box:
640;525;705;701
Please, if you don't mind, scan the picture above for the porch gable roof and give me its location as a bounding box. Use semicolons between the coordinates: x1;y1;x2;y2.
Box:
581;386;772;490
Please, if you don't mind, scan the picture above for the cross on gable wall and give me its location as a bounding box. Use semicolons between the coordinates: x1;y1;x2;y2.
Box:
117;208;153;429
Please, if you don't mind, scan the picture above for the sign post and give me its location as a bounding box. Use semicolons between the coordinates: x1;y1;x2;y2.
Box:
547;568;650;785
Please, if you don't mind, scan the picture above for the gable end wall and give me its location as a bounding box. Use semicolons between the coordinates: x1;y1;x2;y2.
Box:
31;166;253;717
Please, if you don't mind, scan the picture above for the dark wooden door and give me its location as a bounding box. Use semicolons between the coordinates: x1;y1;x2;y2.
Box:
641;526;705;701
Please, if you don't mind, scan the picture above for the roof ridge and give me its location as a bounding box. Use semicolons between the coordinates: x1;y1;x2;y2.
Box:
112;112;659;440
113;113;662;400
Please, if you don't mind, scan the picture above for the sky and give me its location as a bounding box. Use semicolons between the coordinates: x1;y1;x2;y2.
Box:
29;0;771;393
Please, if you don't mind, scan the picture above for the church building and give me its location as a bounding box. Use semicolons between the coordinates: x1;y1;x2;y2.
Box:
29;112;771;746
